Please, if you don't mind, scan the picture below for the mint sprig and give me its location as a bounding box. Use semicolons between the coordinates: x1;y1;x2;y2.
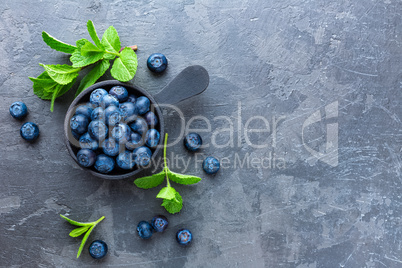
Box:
134;133;202;214
60;214;105;258
29;20;138;112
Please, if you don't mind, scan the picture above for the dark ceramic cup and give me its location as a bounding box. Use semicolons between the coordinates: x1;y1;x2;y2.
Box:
64;65;209;179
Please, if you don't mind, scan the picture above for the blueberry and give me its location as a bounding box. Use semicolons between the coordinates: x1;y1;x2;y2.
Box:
127;94;137;103
10;101;28;119
72;130;81;141
88;120;108;141
119;102;137;122
203;156;220;174
176;229;192;246
88;240;108;259
75;103;93;118
144;111;158;127
91;107;105;121
94;154;115;174
137;221;154;239
129;117;148;136
105;105;122;126
133;146;152;167
90;88;108;106
151;215;168;232
109;86;128;102
76;148;96;167
125;132;144;150
20;122;39;141
111;123;131;144
135;96;150;115
79;132;99;150
147;53;168;73
101;94;119;108
102;138;120;157
145;129;160;148
70;114;89;134
116;151;135;170
184;133;202;152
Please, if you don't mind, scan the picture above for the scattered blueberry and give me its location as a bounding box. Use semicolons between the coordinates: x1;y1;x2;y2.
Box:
91;107;105;121
111;123;131;143
116;151;135;169
147;53;168;73
94;154;115;174
70;114;89;134
101;94;119;108
145;129;160;148
119;102;137;122
10;101;28;119
135;96;150;115
137;221;154;239
88;120;108;141
75;103;93;118
184;133;202;152
79;132;99;150
109;86;128;102
127;94;137;103
125;132;144;150
144;111;158;127
20;122;39;141
176;229;192;246
151;215;168;232
102;138;120;157
203;156;220;174
105;105;122;126
76;148;97;167
88;240;108;259
90;88;108;106
133;146;152;167
129;117;148;136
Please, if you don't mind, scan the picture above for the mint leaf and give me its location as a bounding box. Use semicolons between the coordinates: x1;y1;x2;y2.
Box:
75;59;110;97
110;47;137;82
69;226;90;237
161;192;183;214
86;20;103;49
156;186;177;200
101;26;121;54
42;31;76;54
60;214;92;227
50;78;77;112
81;41;104;56
40;64;80;85
167;170;202;185
70;39;104;68
134;170;165;189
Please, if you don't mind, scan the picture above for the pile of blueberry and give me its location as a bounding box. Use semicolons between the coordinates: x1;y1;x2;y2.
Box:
9;101;40;142
136;215;192;246
69;85;161;174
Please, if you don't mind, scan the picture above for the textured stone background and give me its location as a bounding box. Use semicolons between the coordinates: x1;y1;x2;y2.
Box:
1;0;401;267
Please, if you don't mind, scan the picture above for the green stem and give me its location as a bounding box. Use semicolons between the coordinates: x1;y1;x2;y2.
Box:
94;216;105;224
164;133;170;188
105;50;120;57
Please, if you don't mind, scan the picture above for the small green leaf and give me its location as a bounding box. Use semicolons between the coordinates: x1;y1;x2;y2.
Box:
75;59;110;97
39;64;80;85
42;31;76;54
161;192;183;214
101;26;121;54
86;20;103;49
60;214;92;227
69;226;90;237
76;225;94;258
156;186;177;200
134;170;165;189
110;47;137;82
167;170;202;185
70;39;104;68
81;41;104;56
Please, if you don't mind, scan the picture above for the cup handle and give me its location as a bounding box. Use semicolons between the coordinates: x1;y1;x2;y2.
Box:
153;65;209;105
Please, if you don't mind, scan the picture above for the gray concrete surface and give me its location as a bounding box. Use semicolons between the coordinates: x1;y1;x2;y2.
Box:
1;0;401;267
